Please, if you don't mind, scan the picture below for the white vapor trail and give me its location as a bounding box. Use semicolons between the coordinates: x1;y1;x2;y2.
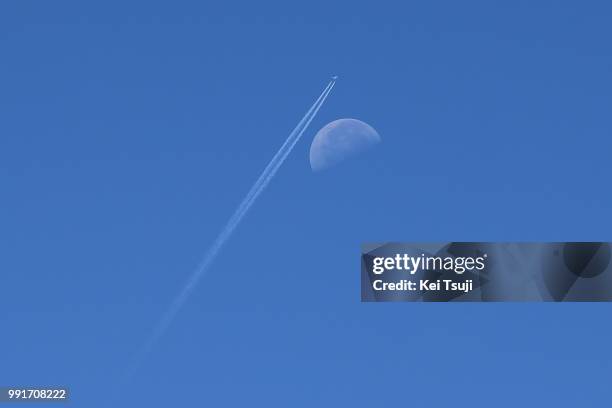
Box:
225;79;335;231
124;79;336;380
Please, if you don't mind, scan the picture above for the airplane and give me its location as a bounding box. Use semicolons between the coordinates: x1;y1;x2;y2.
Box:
331;75;338;80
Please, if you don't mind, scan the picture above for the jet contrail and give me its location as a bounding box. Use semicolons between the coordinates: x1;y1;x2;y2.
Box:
226;79;335;228
124;78;336;380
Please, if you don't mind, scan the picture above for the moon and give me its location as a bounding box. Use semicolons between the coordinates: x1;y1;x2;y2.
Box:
309;118;381;172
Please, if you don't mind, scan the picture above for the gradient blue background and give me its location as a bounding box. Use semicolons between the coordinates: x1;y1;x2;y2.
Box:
1;1;611;406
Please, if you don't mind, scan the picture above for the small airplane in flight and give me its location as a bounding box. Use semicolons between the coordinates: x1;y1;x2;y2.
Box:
331;75;338;80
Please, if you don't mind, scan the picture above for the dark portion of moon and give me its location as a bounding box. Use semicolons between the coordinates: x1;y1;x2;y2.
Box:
309;118;381;171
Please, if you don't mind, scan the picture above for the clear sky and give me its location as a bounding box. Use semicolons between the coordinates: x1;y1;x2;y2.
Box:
1;1;611;406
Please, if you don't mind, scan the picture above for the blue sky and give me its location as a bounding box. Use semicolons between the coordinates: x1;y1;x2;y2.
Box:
1;1;611;406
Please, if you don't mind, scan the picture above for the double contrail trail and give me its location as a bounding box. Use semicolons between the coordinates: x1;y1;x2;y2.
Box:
217;79;335;245
125;78;336;380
